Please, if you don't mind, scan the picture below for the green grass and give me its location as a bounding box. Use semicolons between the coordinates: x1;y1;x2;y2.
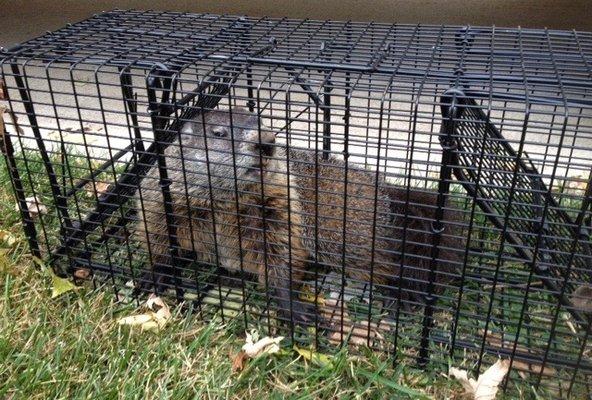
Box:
0;152;464;400
0;253;461;399
0;148;587;399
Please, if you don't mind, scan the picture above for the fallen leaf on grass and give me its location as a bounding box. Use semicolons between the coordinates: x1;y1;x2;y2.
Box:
117;294;171;332
146;294;165;310
230;331;284;373
294;346;333;367
117;314;154;326
51;272;77;299
329;289;356;302
146;294;172;324
117;315;161;332
450;367;478;396
231;350;248;373
0;230;17;247
73;268;91;280
242;331;284;357
15;196;48;218
449;359;510;400
29;257;77;298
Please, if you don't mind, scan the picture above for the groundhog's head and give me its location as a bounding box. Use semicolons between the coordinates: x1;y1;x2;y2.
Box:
178;108;278;190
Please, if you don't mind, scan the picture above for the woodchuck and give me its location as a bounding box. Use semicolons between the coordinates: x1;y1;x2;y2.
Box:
135;108;463;324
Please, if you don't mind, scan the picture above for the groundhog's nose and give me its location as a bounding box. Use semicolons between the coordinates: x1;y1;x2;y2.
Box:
252;130;276;157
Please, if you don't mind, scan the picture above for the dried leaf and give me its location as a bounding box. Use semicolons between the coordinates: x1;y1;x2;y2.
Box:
242;331;284;357
231;350;248;373
229;331;283;373
475;360;510;399
146;294;171;327
117;314;154;326
138;320;160;332
146;293;166;310
74;77;92;87
450;367;478;395
450;359;510;400
294;346;333;367
51;272;76;299
117;314;161;332
117;295;172;331
0;230;17;247
73;268;90;280
16;196;48;218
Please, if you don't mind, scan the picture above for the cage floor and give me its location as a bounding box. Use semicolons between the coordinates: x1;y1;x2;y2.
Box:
85;257;590;397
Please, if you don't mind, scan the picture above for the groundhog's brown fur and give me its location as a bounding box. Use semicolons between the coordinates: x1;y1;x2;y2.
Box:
135;109;462;323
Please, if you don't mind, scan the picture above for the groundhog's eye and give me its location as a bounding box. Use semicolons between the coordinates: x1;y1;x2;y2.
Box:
211;127;228;138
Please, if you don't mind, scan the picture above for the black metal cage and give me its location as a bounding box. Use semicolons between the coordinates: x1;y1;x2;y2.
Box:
1;10;591;397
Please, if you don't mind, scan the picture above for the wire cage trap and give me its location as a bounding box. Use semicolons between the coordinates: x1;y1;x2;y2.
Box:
1;10;591;397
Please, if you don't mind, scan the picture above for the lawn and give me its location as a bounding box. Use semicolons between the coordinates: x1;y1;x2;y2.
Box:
0;232;460;399
0;149;464;400
0;148;570;400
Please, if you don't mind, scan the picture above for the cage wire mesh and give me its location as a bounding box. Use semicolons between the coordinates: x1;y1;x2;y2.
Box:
1;9;591;397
